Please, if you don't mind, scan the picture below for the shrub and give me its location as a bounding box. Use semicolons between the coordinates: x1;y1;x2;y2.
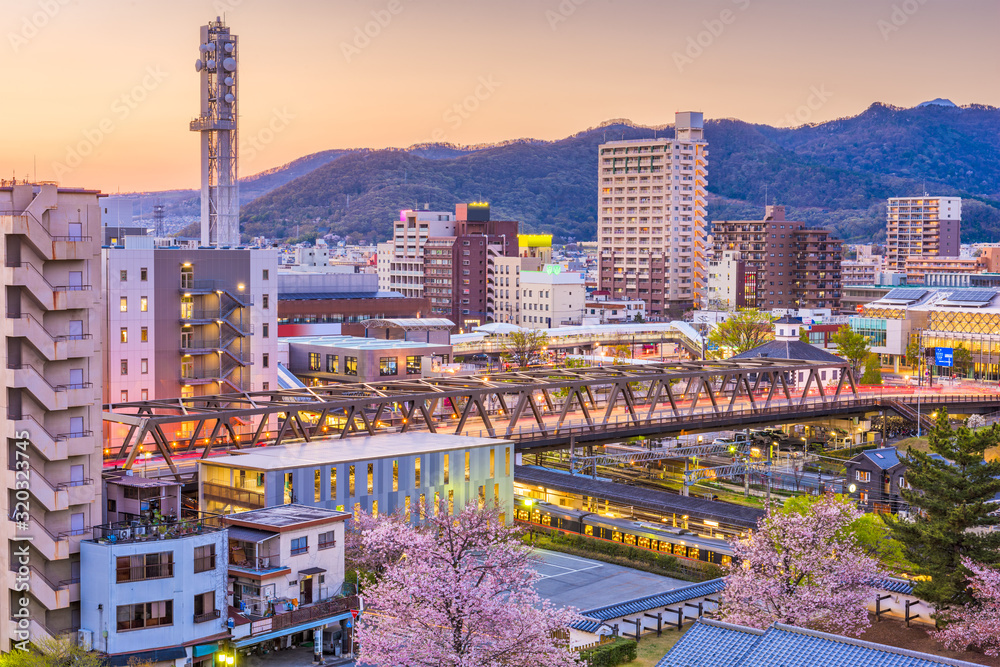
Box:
580;637;637;667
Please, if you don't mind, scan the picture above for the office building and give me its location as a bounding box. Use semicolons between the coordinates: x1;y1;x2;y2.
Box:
520;265;585;329
712;205;842;311
379;209;456;298
904;255;986;285
1;182;104;647
597;111;709;319
103;240;279;402
198;433;514;524
886;196;961;272
281;334;451;383
424;203;519;331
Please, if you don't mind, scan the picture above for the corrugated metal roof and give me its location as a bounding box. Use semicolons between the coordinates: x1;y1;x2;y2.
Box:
656;619;987;667
581;578;725;621
515;466;766;527
226;525;277;543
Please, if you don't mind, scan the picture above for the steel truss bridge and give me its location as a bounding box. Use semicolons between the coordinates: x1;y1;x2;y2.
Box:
103;358;1000;479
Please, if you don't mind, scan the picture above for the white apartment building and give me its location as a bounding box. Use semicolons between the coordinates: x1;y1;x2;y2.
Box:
376;241;393;292
886;196;961;272
1;183;104;647
520;266;585;329
583;295;646;324
705;250;747;309
103;239;279;405
598;111;709;319
378;209;456;299
489;256;521;325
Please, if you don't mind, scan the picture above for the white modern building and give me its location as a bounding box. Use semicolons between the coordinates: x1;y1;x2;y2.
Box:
597;111;709;319
489;255;521;325
520;265;585;329
583;293;646;325
378;209;456;299
198;433;515;525
1;182;105;648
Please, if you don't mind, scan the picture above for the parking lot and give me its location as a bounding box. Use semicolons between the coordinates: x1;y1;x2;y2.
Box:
531;548;689;610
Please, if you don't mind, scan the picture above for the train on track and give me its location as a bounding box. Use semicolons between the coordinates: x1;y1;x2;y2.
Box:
514;495;735;567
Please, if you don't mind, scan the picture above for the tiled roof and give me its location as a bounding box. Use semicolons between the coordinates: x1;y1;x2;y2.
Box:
581;579;726;621
861;448;903;470
730;341;846;364
656;619;987;667
879;578;916;595
570;618;605;633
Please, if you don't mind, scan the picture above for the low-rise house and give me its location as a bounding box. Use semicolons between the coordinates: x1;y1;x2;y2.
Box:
843;447;908;514
80;474;229;667
222;504;358;655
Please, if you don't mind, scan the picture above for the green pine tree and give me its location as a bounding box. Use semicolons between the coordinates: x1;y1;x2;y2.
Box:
886;409;1000;617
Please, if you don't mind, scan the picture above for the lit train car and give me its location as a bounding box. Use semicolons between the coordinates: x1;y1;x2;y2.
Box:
514;496;734;567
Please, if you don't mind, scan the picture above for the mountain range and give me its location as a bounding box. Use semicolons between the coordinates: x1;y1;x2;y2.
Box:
146;102;1000;245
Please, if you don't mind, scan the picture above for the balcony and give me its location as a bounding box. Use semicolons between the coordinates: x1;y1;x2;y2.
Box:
92;513;223;546
8;313;93;361
194;609;222;624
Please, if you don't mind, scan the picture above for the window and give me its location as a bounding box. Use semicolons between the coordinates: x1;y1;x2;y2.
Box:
406;355;421;375
349;465;356;495
494;483;500;505
433;491;440;515
284;472;294;504
140;326;148;342
379;357;398;376
120;390;128;402
181;265;193;289
140;358;148;374
120;270;127;282
478;485;485;508
465;452;470;481
141;388;148;400
319;530;336;550
116;552;174;582
117;600;172;631
262;353;269;368
367;463;374;494
308;352;320;371
505;447;510;476
326;354;338;373
331;468;337;497
315;469;322;502
490;449;495;477
140;267;147;281
140;296;148;312
120;359;128;375
262;294;269;309
415;457;421;487
263;269;269;280
193;544;216;573
856;470;871;483
345;356;358;376
120;327;128;343
448;489;454;515
392;460;398;492
290;537;308;555
120;297;127;312
372;499;379;518
419;493;426;520
443;454;449;484
405;496;411;523
262;323;269;338
193;591;217;622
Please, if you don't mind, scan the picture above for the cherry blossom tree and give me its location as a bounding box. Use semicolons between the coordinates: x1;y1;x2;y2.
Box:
354;500;581;667
934;558;1000;656
718;493;884;636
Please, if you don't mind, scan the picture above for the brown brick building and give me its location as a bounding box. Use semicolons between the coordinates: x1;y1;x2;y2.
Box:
712;205;842;311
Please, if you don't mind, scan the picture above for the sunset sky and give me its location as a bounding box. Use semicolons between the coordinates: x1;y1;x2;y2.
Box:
3;0;998;193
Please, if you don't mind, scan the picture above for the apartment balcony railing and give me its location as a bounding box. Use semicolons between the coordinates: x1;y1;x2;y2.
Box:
91;512;224;545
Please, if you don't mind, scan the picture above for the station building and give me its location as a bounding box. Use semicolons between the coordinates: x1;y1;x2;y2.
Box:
198;433;514;524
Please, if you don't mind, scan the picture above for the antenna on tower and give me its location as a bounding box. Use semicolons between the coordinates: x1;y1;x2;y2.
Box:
153;201;166;237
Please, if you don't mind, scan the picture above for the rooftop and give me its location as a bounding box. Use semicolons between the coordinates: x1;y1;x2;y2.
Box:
225;504;350;530
278;334;449;351
105;472;179;488
859;447;903;470
656;618;986;667
277;290;406;301
730;342;846;364
202;433;511;471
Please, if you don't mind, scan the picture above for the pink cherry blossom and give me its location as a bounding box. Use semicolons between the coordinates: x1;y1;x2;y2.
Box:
719;493;885;637
353;500;581;667
933;558;1000;656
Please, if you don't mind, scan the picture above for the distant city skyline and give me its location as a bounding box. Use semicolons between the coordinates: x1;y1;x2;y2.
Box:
3;0;997;193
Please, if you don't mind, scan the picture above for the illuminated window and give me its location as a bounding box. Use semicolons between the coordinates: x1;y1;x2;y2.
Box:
141;326;148;342
448;489;454;515
314;469;321;502
406;356;421;375
120;327;128;343
326;354;338;373
505;447;510;476
443;454;449;483
331;468;337;497
404;496;411;523
372;500;378;518
415;457;421;487
367;463;374;495
490;450;495;477
465;452;470;481
419;494;426;520
140;296;147;312
349;465;355;495
392;460;398;492
379;357;398;376
120;297;127;312
308;353;320;371
345;356;358;376
584;525;593;536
